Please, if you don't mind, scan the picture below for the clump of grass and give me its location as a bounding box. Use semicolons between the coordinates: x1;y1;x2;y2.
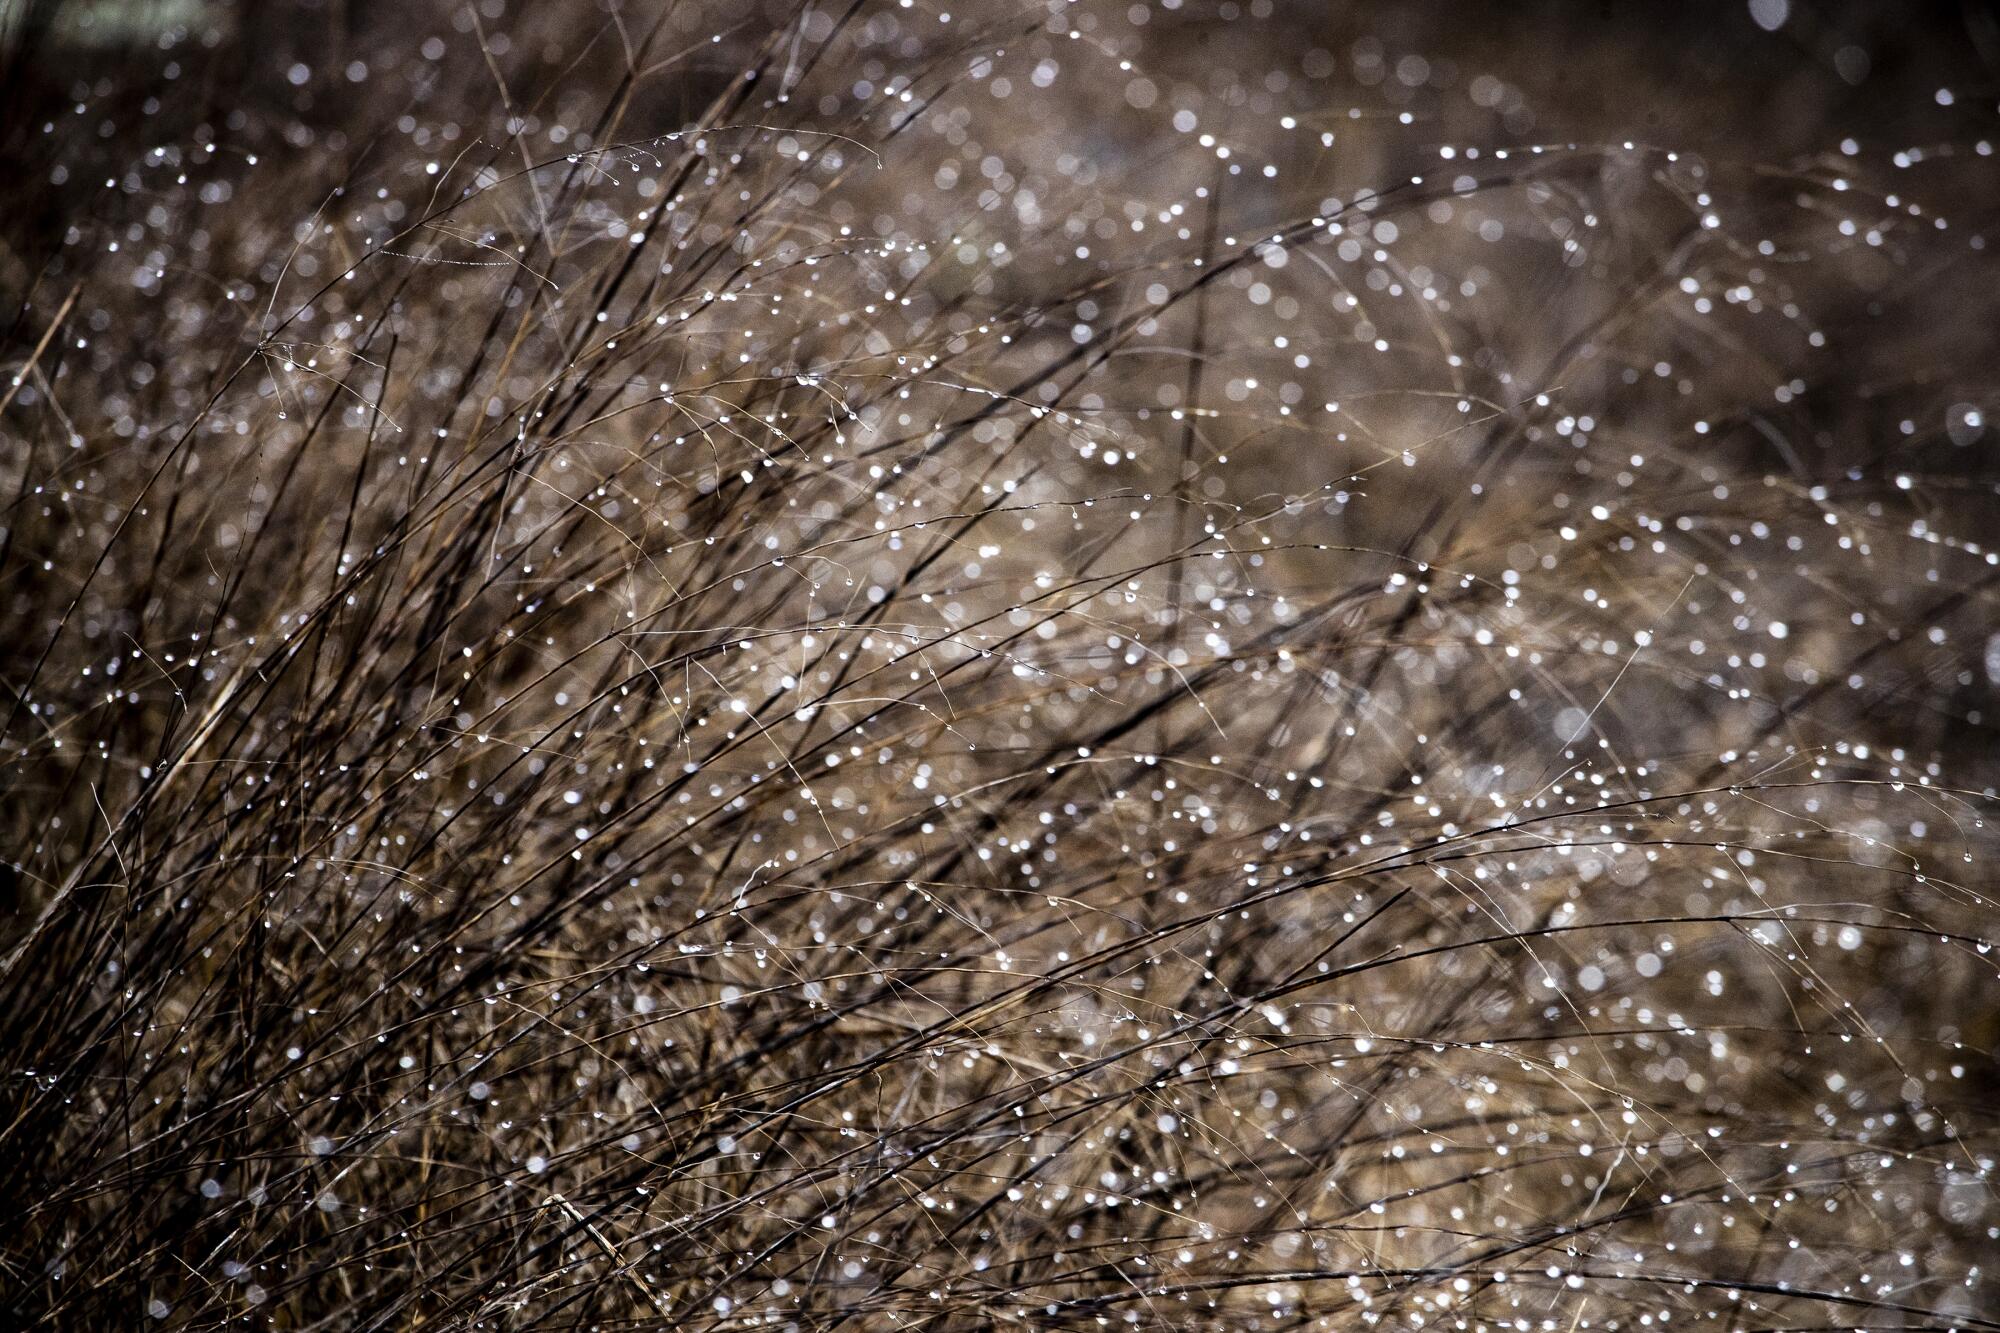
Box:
2;2;1997;1328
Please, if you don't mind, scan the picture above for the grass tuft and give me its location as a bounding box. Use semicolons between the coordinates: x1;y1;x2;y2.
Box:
2;2;1997;1328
